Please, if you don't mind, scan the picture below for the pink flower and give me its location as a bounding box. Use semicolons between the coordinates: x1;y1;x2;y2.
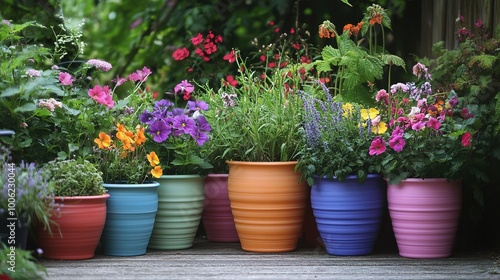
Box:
223;50;236;63
389;136;405;152
172;47;190;61
128;67;152;82
88;85;114;108
85;59;112;72
190;33;203;45
461;131;472;147
58;72;73;86
174;80;194;94
25;69;41;78
375;89;389;103
112;75;127;86
426;117;441;130
411;121;425;131
369;136;386;156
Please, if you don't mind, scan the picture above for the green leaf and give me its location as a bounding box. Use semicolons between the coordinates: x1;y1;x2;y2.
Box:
340;0;352;7
13;102;36;112
0;87;19;97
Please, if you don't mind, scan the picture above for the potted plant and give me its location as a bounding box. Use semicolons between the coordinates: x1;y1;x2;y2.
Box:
199;26;316;252
35;158;108;260
87;65;163;256
298;86;387;256
368;62;482;258
0;147;55;250
137;80;213;250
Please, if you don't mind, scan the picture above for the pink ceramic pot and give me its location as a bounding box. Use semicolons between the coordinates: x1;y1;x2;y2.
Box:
387;178;462;258
202;174;239;242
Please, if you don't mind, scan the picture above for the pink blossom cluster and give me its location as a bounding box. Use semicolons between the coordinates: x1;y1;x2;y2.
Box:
25;69;41;78
85;59;112;72
88;85;114;108
37;98;63;112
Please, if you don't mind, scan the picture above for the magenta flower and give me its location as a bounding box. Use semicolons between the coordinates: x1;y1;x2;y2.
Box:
88;85;114;108
174;80;194;95
411;121;425;131
369;137;386;156
461;131;472;147
112;75;127;86
426;117;441;130
128;67;152;82
375;89;389;103
58;72;73;86
389;136;405;152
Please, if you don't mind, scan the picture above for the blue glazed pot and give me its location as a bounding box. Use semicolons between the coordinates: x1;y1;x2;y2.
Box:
100;181;159;256
311;174;386;256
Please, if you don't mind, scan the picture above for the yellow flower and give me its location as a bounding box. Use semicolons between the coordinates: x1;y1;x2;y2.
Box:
372;121;388;134
147;151;160;167
342;103;354;117
360;108;379;120
151;165;163;178
94;132;111;149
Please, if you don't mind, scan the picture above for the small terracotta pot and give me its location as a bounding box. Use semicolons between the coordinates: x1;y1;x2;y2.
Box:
36;194;110;260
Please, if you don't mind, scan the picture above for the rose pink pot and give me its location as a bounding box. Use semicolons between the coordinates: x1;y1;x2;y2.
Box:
202;174;239;242
387;178;462;258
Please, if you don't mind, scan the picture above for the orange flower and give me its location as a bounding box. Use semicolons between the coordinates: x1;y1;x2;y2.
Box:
369;14;382;25
318;20;336;39
147;151;160;167
151;165;163;178
94;132;111;149
134;127;146;146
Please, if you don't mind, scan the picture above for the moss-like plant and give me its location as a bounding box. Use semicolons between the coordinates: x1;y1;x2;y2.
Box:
42;159;106;197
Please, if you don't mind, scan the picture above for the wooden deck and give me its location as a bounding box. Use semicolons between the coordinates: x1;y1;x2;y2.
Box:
40;237;500;280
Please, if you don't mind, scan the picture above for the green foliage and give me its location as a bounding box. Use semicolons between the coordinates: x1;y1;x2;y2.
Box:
310;3;405;107
298;91;383;186
0;244;47;280
200;54;307;164
42;159;106;197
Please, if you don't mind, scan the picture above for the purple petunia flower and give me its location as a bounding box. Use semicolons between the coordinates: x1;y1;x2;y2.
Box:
148;120;171;142
188;100;209;112
190;127;210;146
154;99;174;112
139;110;155;125
173;114;196;135
197;115;211;132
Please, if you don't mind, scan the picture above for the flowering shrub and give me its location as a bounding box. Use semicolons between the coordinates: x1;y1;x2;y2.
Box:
138;80;213;175
369;63;481;184
297;84;385;185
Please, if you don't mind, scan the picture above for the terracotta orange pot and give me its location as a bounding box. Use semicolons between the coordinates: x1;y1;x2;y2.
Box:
227;161;307;252
36;194;109;260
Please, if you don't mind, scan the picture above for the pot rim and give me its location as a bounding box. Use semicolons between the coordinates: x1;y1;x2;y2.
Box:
225;160;299;166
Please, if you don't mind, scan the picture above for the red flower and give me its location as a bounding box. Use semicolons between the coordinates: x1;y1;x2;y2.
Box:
260;55;266;62
461;131;472;147
223;50;236;63
292;42;300;50
268;62;277;68
215;34;223;43
223;75;238;87
204;41;217;54
190;33;203;45
290;28;295;34
172;47;189;61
